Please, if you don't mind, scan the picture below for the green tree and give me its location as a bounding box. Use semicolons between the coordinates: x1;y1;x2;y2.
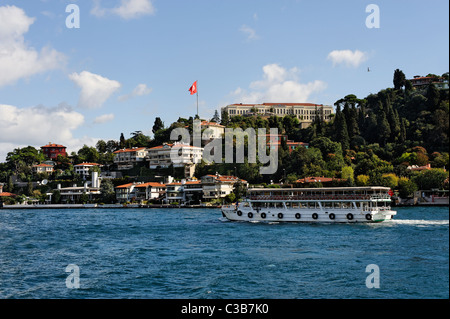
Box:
377;111;391;146
393;69;406;90
341;166;354;184
232;181;247;202
77;145;100;164
426;84;440;111
356;174;370;186
26;181;33;196
96;140;107;153
412;168;448;190
220;110;230;126
152;117;164;134
332;103;350;150
397;177;418;198
52;190;61;204
6;146;44;174
119;133;126;149
211;110;220;123
100;179;116;203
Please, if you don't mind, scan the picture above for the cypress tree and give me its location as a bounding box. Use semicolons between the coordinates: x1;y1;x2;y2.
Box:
333;104;350;150
377;111;391;146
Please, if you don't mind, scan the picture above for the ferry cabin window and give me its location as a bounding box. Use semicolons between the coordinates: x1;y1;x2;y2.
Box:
341;202;351;209
323;202;332;209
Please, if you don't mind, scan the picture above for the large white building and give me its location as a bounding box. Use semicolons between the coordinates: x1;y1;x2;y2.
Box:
148;143;203;178
221;103;334;128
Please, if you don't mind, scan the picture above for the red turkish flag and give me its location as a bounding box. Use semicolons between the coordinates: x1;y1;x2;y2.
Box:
388;189;394;197
189;81;197;95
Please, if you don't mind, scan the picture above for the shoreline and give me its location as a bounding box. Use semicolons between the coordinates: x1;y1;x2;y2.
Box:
1;203;448;209
0;204;221;210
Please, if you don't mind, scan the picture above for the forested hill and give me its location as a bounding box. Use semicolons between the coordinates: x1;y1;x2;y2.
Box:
1;70;448;194
208;70;449;188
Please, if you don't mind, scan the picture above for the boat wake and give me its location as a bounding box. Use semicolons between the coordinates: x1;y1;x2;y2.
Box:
390;219;449;227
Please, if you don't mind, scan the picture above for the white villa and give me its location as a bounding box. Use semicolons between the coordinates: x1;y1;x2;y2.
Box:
148;143;203;178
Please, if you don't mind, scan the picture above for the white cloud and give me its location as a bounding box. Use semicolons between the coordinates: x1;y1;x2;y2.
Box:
118;83;152;101
327;50;368;68
240;24;259;40
69;71;121;109
229;63;327;103
91;0;155;19
93;113;115;124
0;103;88;161
0;5;66;87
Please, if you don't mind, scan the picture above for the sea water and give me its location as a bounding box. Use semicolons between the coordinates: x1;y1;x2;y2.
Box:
0;206;448;299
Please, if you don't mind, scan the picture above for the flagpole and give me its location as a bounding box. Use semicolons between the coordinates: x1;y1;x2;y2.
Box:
196;80;199;118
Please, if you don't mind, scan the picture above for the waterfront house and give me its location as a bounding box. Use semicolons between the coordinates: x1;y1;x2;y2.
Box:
134;182;166;202
115;181;167;203
201;174;247;202
55;172;101;203
165;182;185;204
115;183;137;203
165;180;203;205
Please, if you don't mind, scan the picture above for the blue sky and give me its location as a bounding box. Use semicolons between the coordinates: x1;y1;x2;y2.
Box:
0;0;448;162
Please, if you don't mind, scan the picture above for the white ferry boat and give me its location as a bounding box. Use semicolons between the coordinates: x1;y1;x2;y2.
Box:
221;186;396;223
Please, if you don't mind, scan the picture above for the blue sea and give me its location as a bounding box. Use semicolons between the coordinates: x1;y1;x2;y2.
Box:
0;206;448;299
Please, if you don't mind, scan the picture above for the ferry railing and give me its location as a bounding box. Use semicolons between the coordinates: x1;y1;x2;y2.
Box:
248;194;390;201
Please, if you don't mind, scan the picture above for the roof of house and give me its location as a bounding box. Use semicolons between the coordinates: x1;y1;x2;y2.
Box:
74;163;101;167
149;143;202;150
134;182;166;188
0;192;16;197
203;174;246;183
41;143;66;148
115;183;135;189
201;121;225;127
295;176;346;183
407;164;431;171
167;180;202;186
148;144;173;150
113;147;147;154
33;163;53;167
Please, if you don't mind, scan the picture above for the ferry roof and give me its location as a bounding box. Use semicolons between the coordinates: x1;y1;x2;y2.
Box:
248;186;391;192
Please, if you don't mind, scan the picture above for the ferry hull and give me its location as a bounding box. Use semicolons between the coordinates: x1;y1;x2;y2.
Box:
222;208;396;223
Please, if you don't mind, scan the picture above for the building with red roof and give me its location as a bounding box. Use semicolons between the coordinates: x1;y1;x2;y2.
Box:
41;143;67;160
113;147;148;170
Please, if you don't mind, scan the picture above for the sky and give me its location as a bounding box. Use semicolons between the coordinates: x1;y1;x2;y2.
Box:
0;0;449;162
